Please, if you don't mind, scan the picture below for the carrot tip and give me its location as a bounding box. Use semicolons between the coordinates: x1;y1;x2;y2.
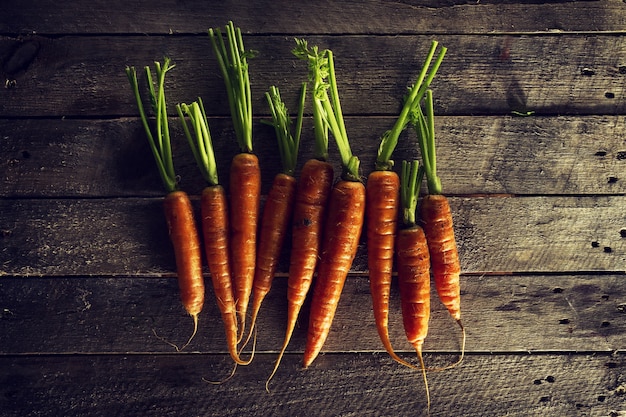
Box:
202;363;238;385
151;312;199;352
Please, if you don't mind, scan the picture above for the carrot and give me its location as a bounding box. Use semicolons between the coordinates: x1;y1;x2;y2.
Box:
367;40;446;369
292;41;366;368
209;21;260;340
177;99;252;366
266;44;335;389
411;89;466;366
242;84;307;349
126;58;204;349
228;152;261;340
396;160;431;410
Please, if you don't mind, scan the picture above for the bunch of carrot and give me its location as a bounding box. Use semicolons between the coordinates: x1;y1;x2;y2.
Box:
125;23;466;410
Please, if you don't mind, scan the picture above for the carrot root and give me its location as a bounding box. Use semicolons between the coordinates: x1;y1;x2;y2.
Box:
266;159;334;389
303;179;366;368
366;170;417;369
396;225;431;411
243;173;297;349
201;185;251;365
420;194;461;322
229;152;262;342
163;190;205;349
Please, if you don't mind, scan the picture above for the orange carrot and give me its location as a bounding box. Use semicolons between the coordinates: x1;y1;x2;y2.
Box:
293;41;366;368
411;89;465;366
366;40;446;368
366;170;412;366
163;190;205;338
228;152;261;338
126;58;204;349
303;178;366;368
265;158;333;389
244;85;306;350
420;194;460;321
396;160;431;410
177;99;251;365
209;21;259;340
266;43;336;389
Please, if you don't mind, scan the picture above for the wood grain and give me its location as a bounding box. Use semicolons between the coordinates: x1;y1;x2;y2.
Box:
2;2;626;417
2;35;626;117
1;354;623;417
3;0;626;35
1;196;624;276
2;115;626;198
0;275;623;354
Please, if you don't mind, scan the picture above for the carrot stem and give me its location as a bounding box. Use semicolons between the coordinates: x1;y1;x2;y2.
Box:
376;41;446;171
125;58;177;192
177;99;219;186
264;83;307;176
412;90;442;195
293;39;360;180
209;21;256;153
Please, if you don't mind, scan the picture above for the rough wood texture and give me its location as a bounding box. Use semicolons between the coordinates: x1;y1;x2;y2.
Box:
3;116;626;198
3;0;626;35
1;354;624;417
1;196;624;276
3;35;626;117
1;1;625;416
0;275;624;354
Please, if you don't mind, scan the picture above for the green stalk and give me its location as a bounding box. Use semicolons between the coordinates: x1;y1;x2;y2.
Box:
399;160;425;227
376;41;447;171
264;83;307;176
411;89;442;195
293;38;329;162
177;98;219;186
293;39;360;181
125;58;177;193
209;21;256;153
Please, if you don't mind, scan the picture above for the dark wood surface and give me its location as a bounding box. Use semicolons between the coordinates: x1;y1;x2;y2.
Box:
1;2;625;416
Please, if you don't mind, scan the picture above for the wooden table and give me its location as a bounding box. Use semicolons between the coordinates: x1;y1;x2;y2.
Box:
1;1;625;416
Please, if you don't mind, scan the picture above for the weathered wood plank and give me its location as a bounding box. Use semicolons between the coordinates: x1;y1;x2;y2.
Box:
0;275;623;354
1;353;624;417
1;196;623;276
2;34;626;117
2;0;625;35
3;115;626;198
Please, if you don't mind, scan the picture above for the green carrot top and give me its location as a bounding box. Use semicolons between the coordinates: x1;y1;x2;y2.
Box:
209;21;256;154
411;89;442;195
126;57;178;193
376;41;446;171
177;98;220;187
293;38;360;182
264;83;307;177
399;160;425;227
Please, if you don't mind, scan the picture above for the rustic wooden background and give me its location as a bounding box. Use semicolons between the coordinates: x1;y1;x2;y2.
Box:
1;1;625;416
